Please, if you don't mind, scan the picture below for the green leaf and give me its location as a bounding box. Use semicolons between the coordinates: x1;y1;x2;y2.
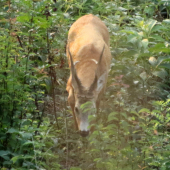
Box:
17;14;31;22
151;110;161;114
88;115;96;122
139;108;150;113
6;128;19;134
44;78;52;93
105;124;117;130
151;25;164;32
1;155;10;161
118;7;127;11
0;150;11;157
157;56;170;65
80;101;96;113
140;72;147;81
130;111;139;116
144;6;154;16
121;112;128;119
94;158;102;162
108;112;118;122
121;120;129;128
70;168;82;170
22;141;34;146
19;132;32;139
150;35;165;42
141;39;148;50
11;155;33;163
149;43;170;53
159;63;170;70
127;34;138;44
147;19;157;33
158;56;170;63
3;160;12;165
152;70;168;79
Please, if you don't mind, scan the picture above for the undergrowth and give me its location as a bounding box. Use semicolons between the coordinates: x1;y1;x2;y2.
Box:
0;0;170;169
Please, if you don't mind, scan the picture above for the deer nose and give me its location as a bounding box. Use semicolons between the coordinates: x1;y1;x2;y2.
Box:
80;130;89;137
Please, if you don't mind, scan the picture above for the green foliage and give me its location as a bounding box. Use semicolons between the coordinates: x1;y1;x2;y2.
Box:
0;0;66;169
86;99;170;170
1;0;170;169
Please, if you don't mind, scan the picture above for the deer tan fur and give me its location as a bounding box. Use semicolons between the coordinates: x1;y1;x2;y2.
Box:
66;14;111;137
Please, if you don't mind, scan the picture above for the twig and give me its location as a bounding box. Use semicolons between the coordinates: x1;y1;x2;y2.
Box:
63;84;69;169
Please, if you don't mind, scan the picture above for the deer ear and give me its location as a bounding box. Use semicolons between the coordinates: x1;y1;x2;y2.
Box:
96;72;107;92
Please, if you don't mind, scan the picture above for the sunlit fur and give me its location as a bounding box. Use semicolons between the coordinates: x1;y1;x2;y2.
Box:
66;14;111;135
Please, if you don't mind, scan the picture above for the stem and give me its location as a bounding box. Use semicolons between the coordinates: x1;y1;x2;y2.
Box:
35;102;46;135
45;5;59;129
63;90;69;169
117;99;121;168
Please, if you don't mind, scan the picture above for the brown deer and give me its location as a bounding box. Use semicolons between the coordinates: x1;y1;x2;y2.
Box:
66;14;111;137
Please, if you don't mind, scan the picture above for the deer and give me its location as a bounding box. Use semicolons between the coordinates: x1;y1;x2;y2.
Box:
66;14;111;137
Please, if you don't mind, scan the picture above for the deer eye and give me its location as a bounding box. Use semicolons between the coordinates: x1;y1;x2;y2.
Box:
75;107;79;114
